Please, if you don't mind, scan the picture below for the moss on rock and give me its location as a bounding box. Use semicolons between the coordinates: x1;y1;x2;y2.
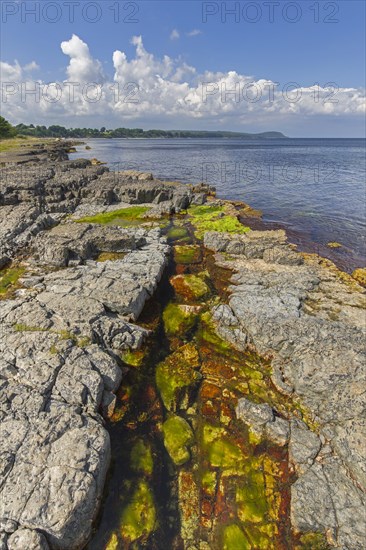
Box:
162;415;194;465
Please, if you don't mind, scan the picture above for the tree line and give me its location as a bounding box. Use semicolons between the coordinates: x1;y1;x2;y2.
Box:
0;118;285;140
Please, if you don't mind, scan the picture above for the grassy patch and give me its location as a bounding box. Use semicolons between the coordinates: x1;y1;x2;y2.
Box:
0;136;42;153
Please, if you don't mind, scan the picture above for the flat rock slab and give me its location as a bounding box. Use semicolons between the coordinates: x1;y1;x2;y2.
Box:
206;230;366;549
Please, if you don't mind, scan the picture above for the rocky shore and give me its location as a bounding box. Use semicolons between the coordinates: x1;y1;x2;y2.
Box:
0;141;365;550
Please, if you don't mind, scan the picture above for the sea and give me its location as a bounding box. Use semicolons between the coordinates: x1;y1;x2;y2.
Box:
71;138;366;272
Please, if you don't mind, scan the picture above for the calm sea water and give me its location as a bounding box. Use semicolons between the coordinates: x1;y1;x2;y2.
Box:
72;138;366;271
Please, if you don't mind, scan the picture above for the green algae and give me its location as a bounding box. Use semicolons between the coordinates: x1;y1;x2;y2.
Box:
130;440;153;476
156;350;201;411
167;225;190;242
162;302;197;337
120;480;156;542
96;251;126;262
171;273;210;301
0;266;25;298
236;472;268;524
198;311;232;355
76;206;149;225
222;524;251;550
296;532;331;549
174;244;201;265
13;324;47;333
105;532;118;550
162;415;194;465
121;349;146;368
201;469;217;496
187;204;250;238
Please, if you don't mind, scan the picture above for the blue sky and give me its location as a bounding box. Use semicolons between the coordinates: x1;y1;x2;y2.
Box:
1;0;365;136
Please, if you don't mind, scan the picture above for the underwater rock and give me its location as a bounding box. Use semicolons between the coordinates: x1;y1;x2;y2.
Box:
162;415;194;465
170;273;210;301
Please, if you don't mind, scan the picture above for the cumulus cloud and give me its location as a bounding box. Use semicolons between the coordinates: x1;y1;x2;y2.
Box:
1;34;365;130
61;34;105;83
170;29;180;40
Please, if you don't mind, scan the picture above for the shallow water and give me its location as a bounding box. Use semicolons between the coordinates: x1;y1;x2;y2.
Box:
71;137;366;271
85;218;323;550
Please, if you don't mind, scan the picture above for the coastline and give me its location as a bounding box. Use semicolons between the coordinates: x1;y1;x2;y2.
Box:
70;138;366;276
0;141;365;550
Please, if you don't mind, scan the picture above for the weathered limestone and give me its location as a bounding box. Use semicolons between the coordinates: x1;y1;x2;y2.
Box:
0;143;206;549
206;230;366;549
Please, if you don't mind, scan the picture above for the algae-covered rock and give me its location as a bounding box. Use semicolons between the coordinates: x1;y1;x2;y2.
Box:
295;531;330;549
163;302;197;337
167;225;190;242
0;264;25;298
352;267;366;286
76;206;149;225
105;532;119;550
174;245;202;265
222;524;251;550
188;204;249;238
130;440;153;476
202;423;244;473
120;480;156;542
156;350;201;411
170;273;210;301
162;415;194;465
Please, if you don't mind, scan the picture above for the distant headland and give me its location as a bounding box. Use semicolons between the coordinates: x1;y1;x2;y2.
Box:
14;123;287;140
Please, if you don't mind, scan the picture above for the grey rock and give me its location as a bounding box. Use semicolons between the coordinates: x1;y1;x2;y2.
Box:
7;529;49;550
289;421;321;474
236;398;289;447
209;229;366;548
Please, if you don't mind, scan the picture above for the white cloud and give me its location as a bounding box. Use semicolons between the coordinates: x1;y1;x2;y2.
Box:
1;34;365;132
60;34;105;83
187;29;202;37
170;29;180;40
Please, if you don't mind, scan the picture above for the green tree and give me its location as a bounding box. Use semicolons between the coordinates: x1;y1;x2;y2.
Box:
0;116;17;139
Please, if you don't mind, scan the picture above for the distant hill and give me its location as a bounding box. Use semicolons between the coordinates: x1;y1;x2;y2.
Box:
15;124;287;139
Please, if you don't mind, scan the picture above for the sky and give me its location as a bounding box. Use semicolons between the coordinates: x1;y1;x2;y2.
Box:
1;0;365;137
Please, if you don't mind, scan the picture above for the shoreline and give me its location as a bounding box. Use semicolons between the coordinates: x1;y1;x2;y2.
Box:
0;141;365;550
70;139;366;275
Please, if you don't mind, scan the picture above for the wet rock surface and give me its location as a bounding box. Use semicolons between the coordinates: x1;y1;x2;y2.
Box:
0;143;203;549
205;230;366;549
1;141;365;549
